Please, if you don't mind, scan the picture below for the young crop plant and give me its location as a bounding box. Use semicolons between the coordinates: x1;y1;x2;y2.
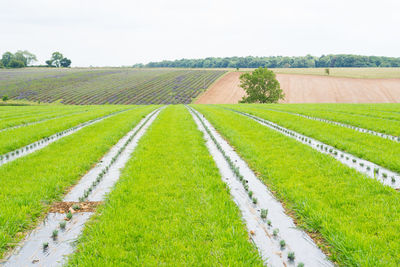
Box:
261;209;268;219
288;252;295;261
66;211;73;220
42;242;49;250
52;229;59;239
273;228;279;237
248;191;253;198
59;221;66;229
280;240;286;248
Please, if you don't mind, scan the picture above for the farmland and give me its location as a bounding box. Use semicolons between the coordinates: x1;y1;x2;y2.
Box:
1;103;400;266
272;67;400;79
0;68;225;105
196;71;400;104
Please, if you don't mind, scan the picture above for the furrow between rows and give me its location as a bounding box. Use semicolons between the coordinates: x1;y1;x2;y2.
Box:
0;108;132;166
266;108;399;142
2;108;162;266
188;106;332;267
229;109;400;189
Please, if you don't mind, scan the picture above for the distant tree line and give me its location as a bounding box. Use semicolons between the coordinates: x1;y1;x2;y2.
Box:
0;50;37;68
0;51;71;68
137;54;400;68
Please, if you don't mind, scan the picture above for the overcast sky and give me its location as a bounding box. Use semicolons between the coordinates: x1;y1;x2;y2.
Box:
1;0;399;66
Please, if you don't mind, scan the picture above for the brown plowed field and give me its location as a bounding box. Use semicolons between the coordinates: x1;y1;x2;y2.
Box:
195;72;400;104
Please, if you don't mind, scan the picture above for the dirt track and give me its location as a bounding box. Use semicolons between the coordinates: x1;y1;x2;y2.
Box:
195;72;400;104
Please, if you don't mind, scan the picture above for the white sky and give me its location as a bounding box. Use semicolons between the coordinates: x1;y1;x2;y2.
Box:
1;0;399;67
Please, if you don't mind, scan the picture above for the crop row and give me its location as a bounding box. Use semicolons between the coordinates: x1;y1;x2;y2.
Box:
0;106;157;257
188;106;328;266
265;104;400;136
230;108;399;188
193;104;400;266
0;105;128;155
66;105;263;266
0;69;226;105
0;106;107;131
223;104;400;174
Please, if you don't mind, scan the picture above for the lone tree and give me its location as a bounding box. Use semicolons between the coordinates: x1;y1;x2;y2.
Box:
2;95;9;102
46;52;71;67
239;67;284;103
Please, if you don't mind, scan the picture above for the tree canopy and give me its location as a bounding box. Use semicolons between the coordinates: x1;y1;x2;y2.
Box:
239;67;284;103
141;54;400;68
46;52;72;67
0;50;37;68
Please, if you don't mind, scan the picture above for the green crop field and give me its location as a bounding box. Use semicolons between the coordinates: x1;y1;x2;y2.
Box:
0;68;226;105
1;103;400;266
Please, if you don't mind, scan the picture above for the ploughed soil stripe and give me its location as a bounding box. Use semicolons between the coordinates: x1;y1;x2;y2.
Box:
2;108;162;267
228;108;400;190
188;106;332;267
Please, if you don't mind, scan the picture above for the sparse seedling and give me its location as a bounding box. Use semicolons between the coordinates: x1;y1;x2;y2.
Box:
252;197;258;204
261;209;268;219
72;204;80;210
298;262;305;267
43;242;49;250
273;228;279;237
52;229;58;238
66;211;73;220
288;251;295;261
267;220;272;226
60;221;66;229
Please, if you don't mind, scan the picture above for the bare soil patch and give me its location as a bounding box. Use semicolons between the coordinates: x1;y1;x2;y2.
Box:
195;72;245;104
195;72;400;104
50;201;103;213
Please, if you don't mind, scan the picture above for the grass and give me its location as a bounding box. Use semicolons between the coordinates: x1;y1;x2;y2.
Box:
0;106;158;258
223;104;400;174
66;105;263;266
0;105;129;155
193;104;400;266
271;67;400;79
259;103;400;136
0;105;107;130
